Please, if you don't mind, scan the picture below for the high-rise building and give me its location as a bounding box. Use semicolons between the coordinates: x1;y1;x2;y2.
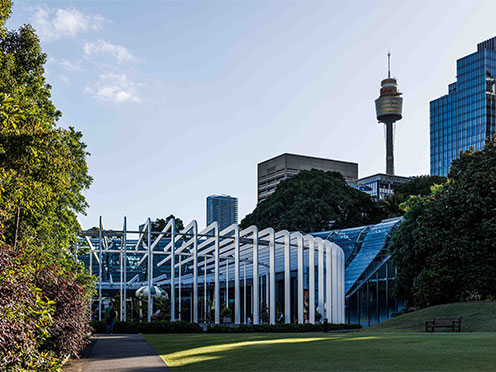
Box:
430;37;496;176
206;195;238;230
257;153;358;203
375;52;403;175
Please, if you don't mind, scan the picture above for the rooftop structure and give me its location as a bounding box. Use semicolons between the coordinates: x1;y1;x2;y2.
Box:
257;153;358;203
375;52;403;175
356;173;411;200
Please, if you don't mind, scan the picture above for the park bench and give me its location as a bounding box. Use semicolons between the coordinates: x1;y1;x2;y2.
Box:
425;316;462;332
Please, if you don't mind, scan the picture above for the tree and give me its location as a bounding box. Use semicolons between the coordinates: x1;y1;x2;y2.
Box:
379;175;447;218
390;139;496;307
0;2;93;368
241;169;383;232
150;215;184;239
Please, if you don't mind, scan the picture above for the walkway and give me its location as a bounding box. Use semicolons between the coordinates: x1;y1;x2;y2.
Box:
63;334;171;372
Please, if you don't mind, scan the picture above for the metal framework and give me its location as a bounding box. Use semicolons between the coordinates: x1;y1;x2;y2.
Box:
78;217;345;325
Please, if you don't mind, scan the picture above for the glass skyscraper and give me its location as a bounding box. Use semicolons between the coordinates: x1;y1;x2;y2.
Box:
206;194;238;231
430;37;496;176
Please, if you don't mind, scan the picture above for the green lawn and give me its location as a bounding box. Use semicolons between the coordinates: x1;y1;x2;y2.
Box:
366;301;496;332
145;331;496;371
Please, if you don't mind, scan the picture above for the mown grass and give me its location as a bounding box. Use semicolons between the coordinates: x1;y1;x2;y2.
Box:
365;301;496;333
145;302;496;371
145;331;496;371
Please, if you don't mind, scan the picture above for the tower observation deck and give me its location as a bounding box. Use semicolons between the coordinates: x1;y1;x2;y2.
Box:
375;52;403;175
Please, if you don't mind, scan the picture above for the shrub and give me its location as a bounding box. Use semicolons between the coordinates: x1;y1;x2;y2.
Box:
0;245;60;371
37;266;92;358
206;323;361;333
90;320;203;334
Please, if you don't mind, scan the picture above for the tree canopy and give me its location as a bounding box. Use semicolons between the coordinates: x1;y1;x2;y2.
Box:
241;169;383;232
390;139;496;307
0;2;93;369
150;215;184;238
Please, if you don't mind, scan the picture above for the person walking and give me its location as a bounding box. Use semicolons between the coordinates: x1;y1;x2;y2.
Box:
105;301;117;334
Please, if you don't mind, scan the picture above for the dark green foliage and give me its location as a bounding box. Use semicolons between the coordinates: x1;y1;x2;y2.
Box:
206;323;361;333
150;215;184;239
390;139;496;307
0;244;60;371
90;320;203;334
0;5;93;370
241;170;383;232
89;321;360;334
379;175;447;218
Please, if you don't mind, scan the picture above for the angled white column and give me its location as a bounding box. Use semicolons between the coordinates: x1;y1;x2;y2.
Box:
122;216;127;321
147;218;152;322
304;235;316;324
179;254;182;320
213;223;220;324
192;221;198;323
243;261;247;324
337;245;345;323
325;241;332;322
276;231;290;323
204;259;207;320
98;216;102;321
331;243;339;323
170;219;176;321
316;237;325;318
241;226;258;324
233;225;240;324
291;232;304;324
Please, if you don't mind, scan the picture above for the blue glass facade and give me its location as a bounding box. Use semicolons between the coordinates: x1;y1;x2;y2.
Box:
431;37;496;176
311;217;403;327
206;194;238;230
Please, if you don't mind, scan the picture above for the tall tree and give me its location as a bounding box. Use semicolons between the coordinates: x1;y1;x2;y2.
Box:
390;138;496;307
241;170;383;232
0;2;93;368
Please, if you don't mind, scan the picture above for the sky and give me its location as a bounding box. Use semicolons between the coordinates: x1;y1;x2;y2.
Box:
6;0;496;230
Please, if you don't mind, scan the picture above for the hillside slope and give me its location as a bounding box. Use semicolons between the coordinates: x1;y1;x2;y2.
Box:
364;302;496;332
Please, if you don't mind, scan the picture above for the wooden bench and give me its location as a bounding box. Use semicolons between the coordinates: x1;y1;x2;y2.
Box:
425;316;462;332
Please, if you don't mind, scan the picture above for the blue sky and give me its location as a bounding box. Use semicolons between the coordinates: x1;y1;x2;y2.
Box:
6;0;496;230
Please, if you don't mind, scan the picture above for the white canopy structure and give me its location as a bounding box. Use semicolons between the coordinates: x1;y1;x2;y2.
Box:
79;217;345;325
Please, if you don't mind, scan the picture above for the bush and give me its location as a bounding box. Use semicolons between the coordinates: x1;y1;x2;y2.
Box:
37;266;92;358
206;323;361;333
0;245;60;371
90;320;203;334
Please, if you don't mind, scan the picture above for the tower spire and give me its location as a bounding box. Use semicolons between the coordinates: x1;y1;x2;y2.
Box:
375;50;403;175
387;50;391;79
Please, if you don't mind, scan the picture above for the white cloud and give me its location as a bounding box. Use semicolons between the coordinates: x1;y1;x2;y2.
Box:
84;73;141;104
83;39;138;64
32;6;106;41
49;57;82;72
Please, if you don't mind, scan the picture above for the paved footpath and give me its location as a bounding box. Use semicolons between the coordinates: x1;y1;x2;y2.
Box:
63;334;171;372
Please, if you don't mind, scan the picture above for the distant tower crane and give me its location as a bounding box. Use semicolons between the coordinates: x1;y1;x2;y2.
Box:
375;52;403;175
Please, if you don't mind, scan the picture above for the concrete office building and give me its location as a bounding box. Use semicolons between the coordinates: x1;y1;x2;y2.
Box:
430;37;496;176
206;194;238;230
257;153;358;203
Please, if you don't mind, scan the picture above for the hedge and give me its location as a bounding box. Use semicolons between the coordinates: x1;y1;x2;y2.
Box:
206;323;361;333
90;320;203;334
90;320;360;334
